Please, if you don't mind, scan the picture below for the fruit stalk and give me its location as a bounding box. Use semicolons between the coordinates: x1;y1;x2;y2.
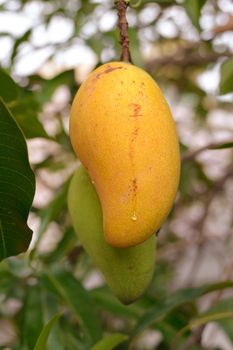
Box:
115;0;132;63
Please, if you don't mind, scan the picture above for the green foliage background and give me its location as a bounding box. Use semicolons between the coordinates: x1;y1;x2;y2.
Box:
0;0;233;349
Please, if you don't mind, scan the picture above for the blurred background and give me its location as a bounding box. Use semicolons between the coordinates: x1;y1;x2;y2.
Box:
0;0;233;349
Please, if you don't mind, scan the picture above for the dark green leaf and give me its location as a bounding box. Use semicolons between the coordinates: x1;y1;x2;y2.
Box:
0;70;48;139
0;69;19;103
34;313;61;350
42;268;102;345
91;333;128;350
0;98;35;260
219;58;233;95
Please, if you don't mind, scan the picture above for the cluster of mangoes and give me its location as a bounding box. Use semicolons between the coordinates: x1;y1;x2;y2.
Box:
68;62;180;304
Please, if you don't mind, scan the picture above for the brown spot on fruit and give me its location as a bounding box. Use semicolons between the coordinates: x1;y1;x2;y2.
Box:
128;103;142;117
132;177;138;197
103;66;124;74
95;66;124;80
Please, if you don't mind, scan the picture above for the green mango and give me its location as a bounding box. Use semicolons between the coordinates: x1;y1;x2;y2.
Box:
67;165;156;304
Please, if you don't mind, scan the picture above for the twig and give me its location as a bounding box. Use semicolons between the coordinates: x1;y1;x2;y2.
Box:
116;0;132;63
145;51;232;72
184;165;233;280
213;15;233;34
182;139;233;163
176;165;233;349
178;257;233;350
177;325;206;350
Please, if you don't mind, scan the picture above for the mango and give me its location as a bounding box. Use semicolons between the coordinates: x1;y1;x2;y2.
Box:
68;165;156;304
70;61;180;247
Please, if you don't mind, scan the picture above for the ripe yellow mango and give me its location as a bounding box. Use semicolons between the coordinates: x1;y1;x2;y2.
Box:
68;165;156;304
70;62;180;247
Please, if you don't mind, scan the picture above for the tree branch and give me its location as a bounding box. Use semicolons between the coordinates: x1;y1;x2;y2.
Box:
182;139;233;163
145;50;232;72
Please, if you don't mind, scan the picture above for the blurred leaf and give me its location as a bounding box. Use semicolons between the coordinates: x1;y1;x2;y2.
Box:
58;316;88;350
0;260;18;294
44;227;77;263
128;28;143;67
0;98;35;260
131;280;233;338
90;286;142;319
0;70;48;138
91;333;128;350
199;298;233;343
43;292;65;350
42;268;102;346
184;0;207;29
11;29;32;61
210;142;233;150
219;58;233;95
174;311;233;347
36;178;71;240
0;69;19;102
10;96;49;139
34;156;67;172
180;161;213;202
33;69;75;104
86;35;102;56
20;285;44;350
34;313;61;350
156;321;178;345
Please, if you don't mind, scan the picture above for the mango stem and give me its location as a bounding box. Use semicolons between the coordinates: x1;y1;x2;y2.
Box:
115;0;132;63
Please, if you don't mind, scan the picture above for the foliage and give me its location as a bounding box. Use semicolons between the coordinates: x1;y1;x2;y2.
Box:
0;0;233;349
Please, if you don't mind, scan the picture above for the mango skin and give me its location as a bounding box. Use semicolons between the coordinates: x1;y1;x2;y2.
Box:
68;165;156;305
70;61;180;247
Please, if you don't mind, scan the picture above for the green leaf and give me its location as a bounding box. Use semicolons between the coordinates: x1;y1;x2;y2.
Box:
219;58;233;95
35;178;71;245
34;313;61;350
44;227;77;263
199;298;233;342
90;286;142;319
0;69;49;139
11;29;32;61
10;97;49;139
20;285;44;350
43;292;65;350
0;98;35;261
184;0;207;29
91;333;128;350
0;69;19;103
58;317;89;350
131;280;233;338
33;70;75;105
42;268;103;346
173;311;233;348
